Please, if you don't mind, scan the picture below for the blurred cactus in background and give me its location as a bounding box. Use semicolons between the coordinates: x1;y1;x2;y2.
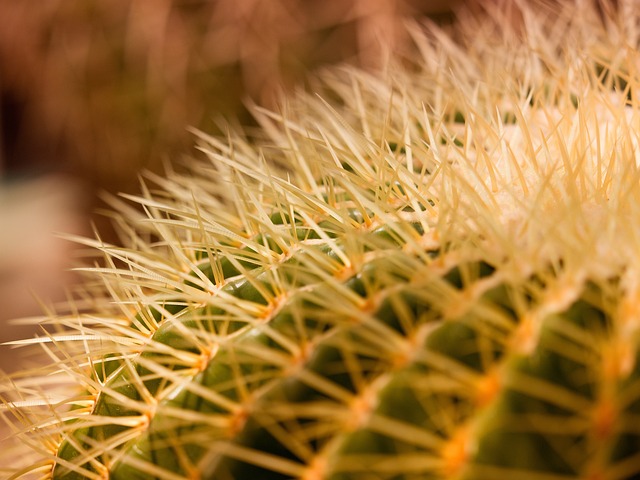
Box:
0;0;455;193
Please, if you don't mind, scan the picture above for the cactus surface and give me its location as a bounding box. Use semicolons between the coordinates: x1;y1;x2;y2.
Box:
4;1;640;479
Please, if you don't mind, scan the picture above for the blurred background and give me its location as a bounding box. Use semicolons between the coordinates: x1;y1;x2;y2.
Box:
0;0;458;370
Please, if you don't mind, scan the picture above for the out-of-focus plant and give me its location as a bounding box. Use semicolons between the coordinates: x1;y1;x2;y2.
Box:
0;0;454;194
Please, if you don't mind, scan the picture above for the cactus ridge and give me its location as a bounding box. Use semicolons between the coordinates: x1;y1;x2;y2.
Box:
5;1;640;479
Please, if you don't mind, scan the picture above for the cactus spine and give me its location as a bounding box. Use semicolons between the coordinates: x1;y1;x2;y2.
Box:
3;1;640;479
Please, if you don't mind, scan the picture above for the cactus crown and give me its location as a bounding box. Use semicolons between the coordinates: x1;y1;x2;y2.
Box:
4;1;640;479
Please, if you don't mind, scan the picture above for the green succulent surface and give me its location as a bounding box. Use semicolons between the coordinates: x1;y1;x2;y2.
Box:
4;1;640;479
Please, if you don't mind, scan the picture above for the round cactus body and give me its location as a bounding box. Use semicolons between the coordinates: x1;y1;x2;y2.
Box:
4;1;640;479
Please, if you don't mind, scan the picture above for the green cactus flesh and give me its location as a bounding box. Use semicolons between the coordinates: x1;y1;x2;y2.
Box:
48;232;639;480
6;1;640;479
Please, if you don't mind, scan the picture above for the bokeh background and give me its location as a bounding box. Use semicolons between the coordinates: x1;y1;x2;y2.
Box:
0;0;458;370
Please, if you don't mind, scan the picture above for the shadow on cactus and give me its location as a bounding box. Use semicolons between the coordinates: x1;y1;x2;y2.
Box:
3;1;640;479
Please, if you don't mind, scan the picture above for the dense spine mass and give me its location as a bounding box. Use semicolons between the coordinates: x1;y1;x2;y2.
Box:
4;1;640;479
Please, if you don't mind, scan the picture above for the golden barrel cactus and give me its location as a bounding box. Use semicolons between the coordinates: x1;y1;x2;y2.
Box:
3;1;640;479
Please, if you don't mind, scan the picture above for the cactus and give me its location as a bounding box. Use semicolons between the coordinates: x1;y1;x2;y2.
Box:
4;1;640;479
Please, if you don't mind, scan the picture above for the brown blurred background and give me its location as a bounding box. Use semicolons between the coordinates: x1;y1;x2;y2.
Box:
0;0;458;370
